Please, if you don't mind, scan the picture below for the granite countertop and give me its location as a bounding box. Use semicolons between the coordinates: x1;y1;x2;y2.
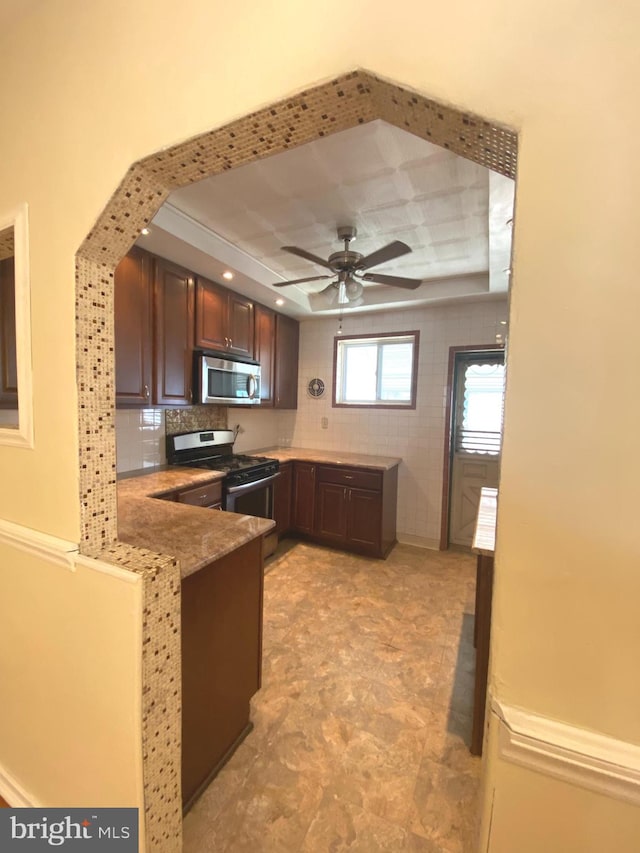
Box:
260;446;402;471
472;487;497;556
117;466;274;579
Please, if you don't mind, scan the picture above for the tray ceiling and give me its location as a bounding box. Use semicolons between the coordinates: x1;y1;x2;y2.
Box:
141;119;514;316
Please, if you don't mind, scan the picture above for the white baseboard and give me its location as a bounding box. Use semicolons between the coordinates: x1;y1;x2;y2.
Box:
396;533;441;550
0;765;39;808
492;698;640;806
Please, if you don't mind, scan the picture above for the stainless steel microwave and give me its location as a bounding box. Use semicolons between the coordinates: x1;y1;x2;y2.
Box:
196;353;261;406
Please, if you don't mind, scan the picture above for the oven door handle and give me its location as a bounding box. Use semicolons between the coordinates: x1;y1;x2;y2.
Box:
225;471;281;495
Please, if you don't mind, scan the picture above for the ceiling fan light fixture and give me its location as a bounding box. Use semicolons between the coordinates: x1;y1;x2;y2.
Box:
345;277;364;301
321;285;339;307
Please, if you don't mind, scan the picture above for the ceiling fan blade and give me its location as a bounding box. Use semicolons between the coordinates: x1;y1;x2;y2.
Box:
272;274;331;287
362;272;423;289
358;241;412;271
281;246;334;270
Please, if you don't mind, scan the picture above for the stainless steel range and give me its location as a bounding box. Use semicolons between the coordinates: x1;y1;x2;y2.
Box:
167;429;280;556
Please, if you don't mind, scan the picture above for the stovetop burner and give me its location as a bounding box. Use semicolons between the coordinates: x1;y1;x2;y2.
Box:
166;430;279;487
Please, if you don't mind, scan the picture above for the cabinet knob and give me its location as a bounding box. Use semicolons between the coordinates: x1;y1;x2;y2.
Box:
143;384;149;400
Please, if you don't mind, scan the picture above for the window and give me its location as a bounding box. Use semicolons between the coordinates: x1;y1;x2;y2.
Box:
455;359;505;454
333;331;419;408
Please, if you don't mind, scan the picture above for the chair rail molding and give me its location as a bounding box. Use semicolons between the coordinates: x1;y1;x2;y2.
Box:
492;697;640;806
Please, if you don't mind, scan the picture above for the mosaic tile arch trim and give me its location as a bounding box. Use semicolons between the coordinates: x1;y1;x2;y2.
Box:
74;68;518;853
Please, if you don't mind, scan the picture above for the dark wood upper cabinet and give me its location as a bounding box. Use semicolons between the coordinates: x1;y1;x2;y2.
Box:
274;313;299;409
113;248;298;409
195;277;254;359
254;304;275;406
228;292;254;357
153;257;194;406
114;248;153;407
0;256;18;408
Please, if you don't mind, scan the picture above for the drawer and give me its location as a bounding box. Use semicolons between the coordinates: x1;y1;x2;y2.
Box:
178;480;223;508
317;465;382;491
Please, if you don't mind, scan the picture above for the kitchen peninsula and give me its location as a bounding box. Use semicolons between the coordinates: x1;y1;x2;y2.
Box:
118;468;274;811
117;467;273;577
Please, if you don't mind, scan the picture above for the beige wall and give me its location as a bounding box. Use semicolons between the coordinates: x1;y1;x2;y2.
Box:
0;541;144;812
1;0;639;847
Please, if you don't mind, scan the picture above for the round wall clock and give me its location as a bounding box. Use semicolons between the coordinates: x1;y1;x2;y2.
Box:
307;378;325;398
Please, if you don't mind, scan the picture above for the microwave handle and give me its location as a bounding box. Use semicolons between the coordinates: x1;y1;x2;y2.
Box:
247;374;258;399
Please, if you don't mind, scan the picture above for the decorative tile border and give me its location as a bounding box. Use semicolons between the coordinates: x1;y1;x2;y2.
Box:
73;69;518;851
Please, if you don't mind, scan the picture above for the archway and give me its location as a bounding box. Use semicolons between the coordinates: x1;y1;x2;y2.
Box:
74;69;517;847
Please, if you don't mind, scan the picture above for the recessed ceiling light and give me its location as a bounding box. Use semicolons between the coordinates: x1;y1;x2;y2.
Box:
500;320;507;325
222;271;234;280
275;298;284;306
140;227;151;236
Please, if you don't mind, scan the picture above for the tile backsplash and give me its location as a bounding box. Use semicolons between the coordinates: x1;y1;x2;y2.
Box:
115;408;166;473
116;405;295;473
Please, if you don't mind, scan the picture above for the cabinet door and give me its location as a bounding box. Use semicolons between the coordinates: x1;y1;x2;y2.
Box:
254;304;275;406
347;488;382;550
316;482;348;543
195;277;228;352
292;462;316;534
181;536;263;809
114;248;153;407
227;293;254;358
274;314;299;409
153;258;194;406
273;462;292;536
0;256;17;407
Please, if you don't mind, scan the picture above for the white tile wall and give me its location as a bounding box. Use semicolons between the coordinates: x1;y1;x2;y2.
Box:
115;408;166;473
230;407;295;454
292;299;509;544
115;405;295;472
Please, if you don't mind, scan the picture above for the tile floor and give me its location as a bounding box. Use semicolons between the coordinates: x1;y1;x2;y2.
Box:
183;541;481;852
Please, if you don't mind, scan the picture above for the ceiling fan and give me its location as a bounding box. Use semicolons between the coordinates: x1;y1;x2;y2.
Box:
272;226;423;305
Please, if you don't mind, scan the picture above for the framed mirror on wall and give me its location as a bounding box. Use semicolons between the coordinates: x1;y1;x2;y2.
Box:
0;202;33;448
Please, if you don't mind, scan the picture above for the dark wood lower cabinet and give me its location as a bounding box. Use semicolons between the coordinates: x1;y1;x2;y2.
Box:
292;462;316;534
347;487;383;550
273;461;292;536
316;482;349;543
181;536;263;812
287;461;398;558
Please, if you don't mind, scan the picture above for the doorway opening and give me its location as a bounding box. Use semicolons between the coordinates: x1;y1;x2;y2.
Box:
73;69;518;846
441;346;505;549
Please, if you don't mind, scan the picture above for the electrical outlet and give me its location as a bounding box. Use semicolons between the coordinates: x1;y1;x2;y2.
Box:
321;417;328;429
